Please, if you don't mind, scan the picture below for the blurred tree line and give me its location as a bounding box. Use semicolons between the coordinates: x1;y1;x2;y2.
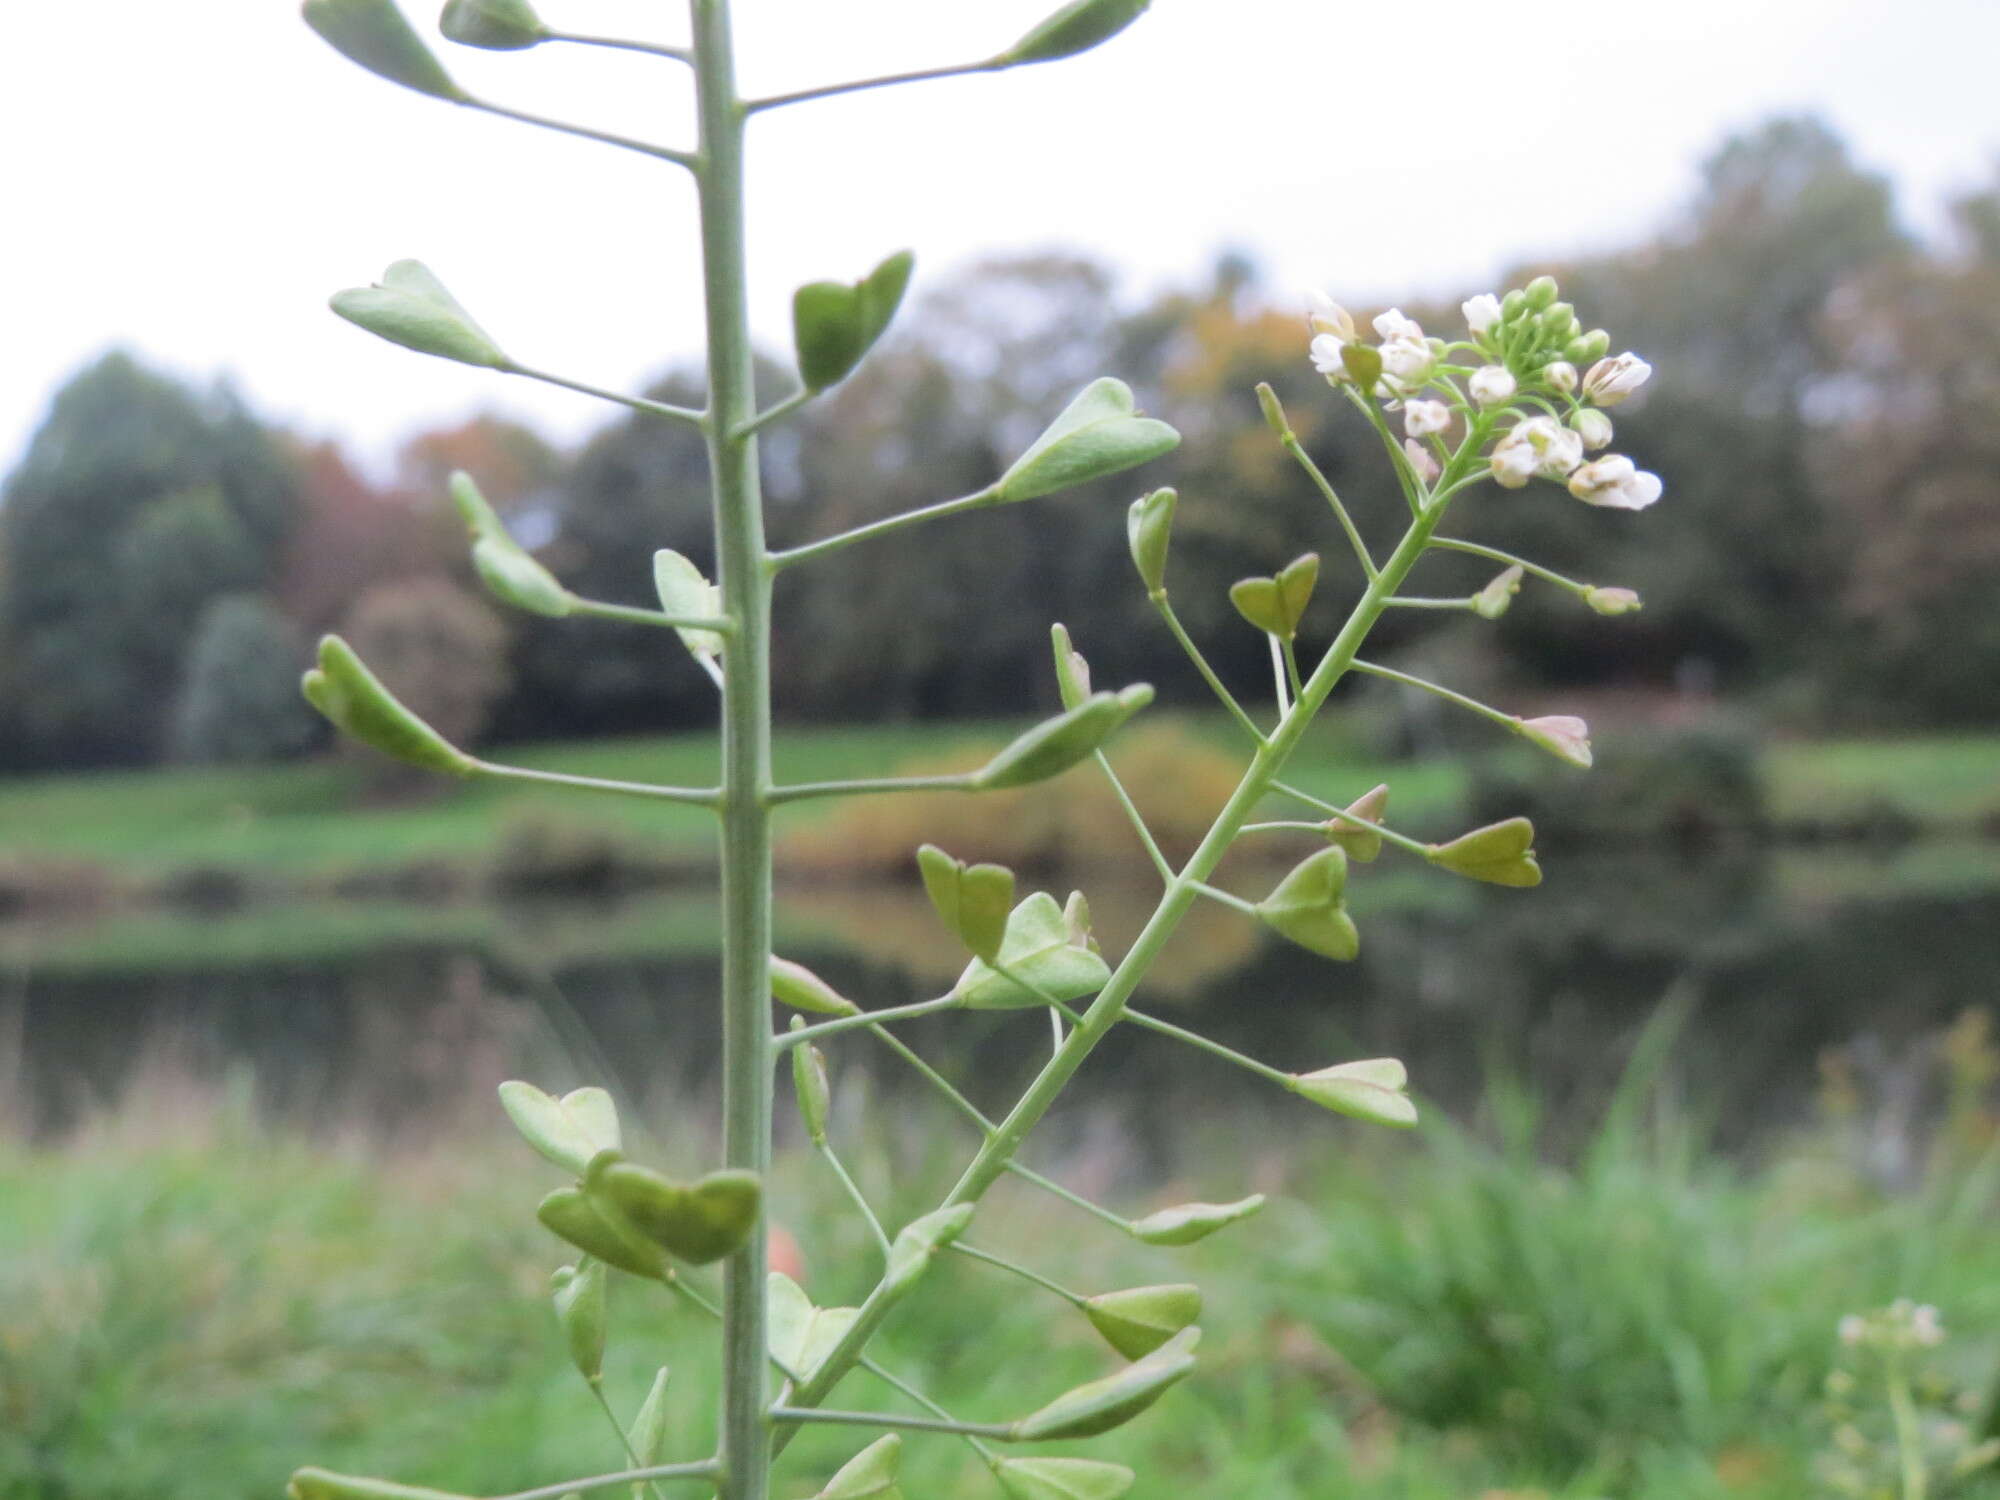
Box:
2;115;1995;776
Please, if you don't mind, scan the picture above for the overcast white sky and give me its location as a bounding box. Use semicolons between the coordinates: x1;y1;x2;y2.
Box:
3;0;1996;473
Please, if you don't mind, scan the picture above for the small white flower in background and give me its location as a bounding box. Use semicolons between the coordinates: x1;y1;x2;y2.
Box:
1567;455;1664;510
1469;365;1517;407
1583;585;1642;616
1462;293;1503;335
1543;359;1579;395
1911;1304;1945;1347
1516;714;1593;768
1838;1314;1866;1347
1571;408;1615;451
1581;351;1652;406
1308;290;1357;342
1402;437;1440;484
1489;439;1538;489
1403;399;1451;438
1309;332;1350;378
1372;308;1424;343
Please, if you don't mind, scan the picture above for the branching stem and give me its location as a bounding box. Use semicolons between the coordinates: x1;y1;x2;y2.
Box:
1153;594;1265;746
744;59;1003;113
467;98;699;170
767;488;1002;571
472;760;719;808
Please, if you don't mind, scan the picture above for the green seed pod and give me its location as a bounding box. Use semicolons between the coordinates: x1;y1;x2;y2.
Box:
1426;816;1542;888
1009;1327;1199;1440
1472;564;1523;621
992;1458;1136;1500
550;1260;607;1382
302;634;475;776
651;550;726;669
971;685;1152;790
917;845;1016;963
439;0;547;49
1568;328;1612;365
881;1204;976;1298
996;379;1180;503
536;1186;667;1281
814;1434;903;1500
1337;341;1382;392
1323;783;1389;862
1524;274;1559;311
1290;1058;1417;1128
954;892;1112;1010
330;260;508;369
1254;382;1292;441
586;1156;762;1266
771;956;861;1017
1049;623;1094;712
302;0;466;99
1128;1194;1265;1247
793;251;915;392
629;1366;672;1465
498;1081;621;1176
1124;487;1177;595
1256;846;1359;961
451;472;573;617
290;1469;472;1500
1001;0;1151;64
1082;1284;1202;1359
768;1272;862;1384
1228;552;1320;640
791;1020;831;1147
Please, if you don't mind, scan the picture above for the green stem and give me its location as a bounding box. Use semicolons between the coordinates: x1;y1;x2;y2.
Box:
571;598;736;634
1003;1160;1133;1232
766;1408;1014;1439
1383;595;1476;611
546;32;693;63
510;365;708;428
1119;1007;1294;1087
733;389;812;440
859;1358;1000;1464
1267;781;1436;858
1153;594;1266;746
1887;1354;1929;1500
471;760;718;807
1094;750;1174;883
590;1386;671;1500
494;1462;721;1500
949;1241;1086;1306
1189;881;1258;916
767;772;976;806
1428;536;1591;597
868;1028;997;1139
1282;638;1305;702
775;994;963;1051
819;1143;891;1256
1349;657;1517;731
767;488;1001;571
690;7;773;1499
468;98;698;170
1279;433;1377;579
744;60;1003;113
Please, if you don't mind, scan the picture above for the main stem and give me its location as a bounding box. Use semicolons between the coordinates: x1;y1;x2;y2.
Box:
691;5;772;1498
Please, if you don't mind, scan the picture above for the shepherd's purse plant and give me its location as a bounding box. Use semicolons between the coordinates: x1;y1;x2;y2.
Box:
287;3;1665;1498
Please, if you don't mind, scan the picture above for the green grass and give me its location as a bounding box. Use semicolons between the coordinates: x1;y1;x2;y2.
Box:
1766;733;2000;829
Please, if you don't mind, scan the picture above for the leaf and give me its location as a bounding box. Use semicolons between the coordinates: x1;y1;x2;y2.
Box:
330;260;507;369
1008;1328;1199;1440
767;1272;862;1385
652;549;725;668
793;251;916;391
996;379;1180;503
1290;1059;1418;1128
1127;1194;1265;1247
1426;817;1542;888
991;1458;1135;1500
1227;553;1320;640
954;892;1112;1010
813;1434;902;1500
497;1081;621;1175
301;0;464;99
970;686;1152;790
1082;1284;1202;1359
302;634;475;776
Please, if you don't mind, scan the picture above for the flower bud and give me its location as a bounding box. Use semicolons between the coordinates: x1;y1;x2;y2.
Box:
1290;1058;1417;1127
1570;408;1614;450
1403;399;1450;438
970;685;1153;790
1128;1194;1265;1246
792;251;915;392
1583;585;1642;616
1581;352;1653;407
790;1021;831;1147
993;1458;1136;1500
1500;288;1529;322
302;635;476;776
771;956;860;1017
586;1156;762;1266
1323;783;1389;861
550;1260;607;1382
302;0;466;100
1515;714;1593;769
917;845;1016;963
1523;274;1559;311
1539;302;1578;340
1567;329;1612;365
1125;487;1177;595
1001;0;1151;64
1473;565;1524;620
1049;623;1094;712
1083;1284;1203;1359
1488;442;1537;490
498;1081;621;1175
1228;552;1320;640
1256;846;1359;961
630;1367;672;1466
1461;293;1503;336
1402;438;1440;484
1425;816;1542;887
438;0;547;49
1008;1328;1199;1441
330;260;508;369
1254;382;1292;440
813;1435;902;1500
1542;360;1578;395
1469;365;1516;407
1306;291;1356;342
997;378;1179;502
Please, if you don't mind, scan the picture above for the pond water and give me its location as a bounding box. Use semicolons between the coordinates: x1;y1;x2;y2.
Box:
7;840;1998;1160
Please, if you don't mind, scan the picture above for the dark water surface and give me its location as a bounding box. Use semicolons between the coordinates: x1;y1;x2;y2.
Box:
7;841;1998;1152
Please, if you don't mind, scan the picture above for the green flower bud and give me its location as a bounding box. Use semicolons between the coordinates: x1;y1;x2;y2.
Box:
1082;1284;1202;1359
881;1204;975;1298
439;0;547;50
290;1470;471;1500
1062;890;1099;954
536;1185;667;1281
1001;0;1151;65
1323;783;1389;862
1128;1194;1265;1247
814;1435;903;1500
771;956;861;1017
1500;288;1530;323
1009;1328;1199;1440
768;1272;862;1385
1050;623;1094;712
1568;328;1612;365
1125;487;1177;595
791;1021;831;1147
1254;382;1292;440
1583;585;1642;616
302;634;476;776
1290;1057;1416;1128
997;379;1179;503
971;685;1152;791
1338;341;1382;392
955;892;1112;1010
1524;274;1559;312
1472;564;1524;621
917;845;1016;963
630;1366;672;1465
793;251;915;392
1540;300;1575;335
550;1260;607;1382
302;0;466;100
1228;552;1320;640
585;1155;762;1266
498;1081;621;1175
1425;816;1542;888
992;1458;1136;1500
451;472;572;616
330;260;508;369
1256;846;1359;961
651;550;726;669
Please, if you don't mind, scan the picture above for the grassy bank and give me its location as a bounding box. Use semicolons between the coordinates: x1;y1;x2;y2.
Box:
5;1040;1998;1500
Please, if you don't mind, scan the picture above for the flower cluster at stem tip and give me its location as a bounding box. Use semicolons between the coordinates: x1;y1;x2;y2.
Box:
1308;274;1663;511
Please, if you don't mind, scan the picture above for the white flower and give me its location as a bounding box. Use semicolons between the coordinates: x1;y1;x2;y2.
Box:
1583;585;1642;616
1838;1315;1867;1347
1402;437;1440;484
1911;1305;1945;1347
1372;307;1424;343
1462;293;1503;335
1516;714;1593;768
1469;365;1517;407
1540;425;1585;478
1310;332;1350;378
1403;399;1451;438
1582;352;1653;406
1543;360;1579;395
1308;290;1357;342
1489;441;1538;489
1379;335;1436;389
1571;408;1615;450
1569;454;1663;510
